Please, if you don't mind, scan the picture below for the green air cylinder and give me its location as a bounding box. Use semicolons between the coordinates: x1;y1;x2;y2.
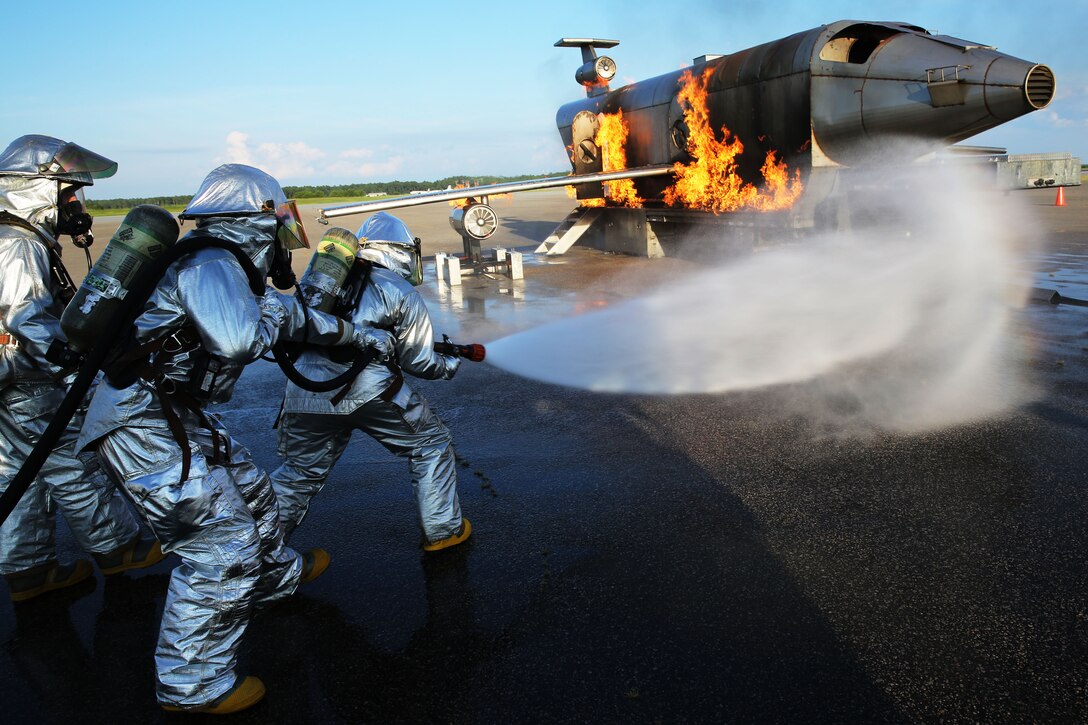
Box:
299;227;360;312
60;204;180;353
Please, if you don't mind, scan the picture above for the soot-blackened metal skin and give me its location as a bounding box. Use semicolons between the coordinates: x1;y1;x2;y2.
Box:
556;20;1055;197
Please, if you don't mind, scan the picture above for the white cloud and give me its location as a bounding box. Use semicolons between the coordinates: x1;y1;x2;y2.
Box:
326;151;405;178
219;132;327;180
224;131;252;165
217;135;408;181
1045;110;1088;128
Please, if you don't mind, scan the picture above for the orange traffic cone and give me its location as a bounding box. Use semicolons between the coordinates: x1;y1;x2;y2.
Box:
1055;186;1066;206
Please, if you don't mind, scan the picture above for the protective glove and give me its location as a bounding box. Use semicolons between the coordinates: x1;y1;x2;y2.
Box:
351;327;395;362
258;290;289;327
440;354;461;380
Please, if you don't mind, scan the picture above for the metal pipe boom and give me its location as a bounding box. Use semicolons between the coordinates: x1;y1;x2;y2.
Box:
319;166;673;220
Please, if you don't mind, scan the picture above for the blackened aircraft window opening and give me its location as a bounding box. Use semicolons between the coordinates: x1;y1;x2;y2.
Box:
819;25;903;64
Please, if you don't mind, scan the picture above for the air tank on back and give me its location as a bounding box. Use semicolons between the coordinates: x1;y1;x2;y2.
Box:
299;227;360;312
555;20;1055;200
61;204;180;353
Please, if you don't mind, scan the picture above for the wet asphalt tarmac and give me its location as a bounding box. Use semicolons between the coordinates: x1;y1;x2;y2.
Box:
1;188;1086;723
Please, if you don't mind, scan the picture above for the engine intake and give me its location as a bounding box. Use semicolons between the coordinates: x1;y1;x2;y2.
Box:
575;56;617;87
1026;64;1055;109
449;202;497;241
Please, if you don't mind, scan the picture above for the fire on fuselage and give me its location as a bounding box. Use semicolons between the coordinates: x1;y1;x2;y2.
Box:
557;20;1054;206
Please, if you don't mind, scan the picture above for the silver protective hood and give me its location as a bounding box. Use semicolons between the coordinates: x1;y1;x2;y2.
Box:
0;134;117;187
180;164;288;218
356;212;421;285
181;164;307;252
189;215;279;278
0;175;60;236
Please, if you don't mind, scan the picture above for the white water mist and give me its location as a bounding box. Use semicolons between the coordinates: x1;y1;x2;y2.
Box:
486;163;1036;432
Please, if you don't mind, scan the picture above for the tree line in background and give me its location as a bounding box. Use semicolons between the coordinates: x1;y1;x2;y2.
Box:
85;173;567;211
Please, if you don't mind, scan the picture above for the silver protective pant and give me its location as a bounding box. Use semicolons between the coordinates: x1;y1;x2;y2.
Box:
271;387;462;543
95;412;302;707
0;382;138;575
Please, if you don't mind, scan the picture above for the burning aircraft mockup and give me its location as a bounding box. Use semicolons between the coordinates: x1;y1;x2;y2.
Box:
320;20;1059;254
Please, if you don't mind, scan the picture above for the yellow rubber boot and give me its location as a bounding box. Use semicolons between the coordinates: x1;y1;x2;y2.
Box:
162;675;266;714
5;560;94;602
94;536;165;575
423;518;472;552
299;548;330;585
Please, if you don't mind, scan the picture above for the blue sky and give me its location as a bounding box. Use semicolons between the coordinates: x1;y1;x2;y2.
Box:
3;0;1085;198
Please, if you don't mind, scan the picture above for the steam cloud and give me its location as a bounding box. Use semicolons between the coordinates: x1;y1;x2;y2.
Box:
485;162;1036;433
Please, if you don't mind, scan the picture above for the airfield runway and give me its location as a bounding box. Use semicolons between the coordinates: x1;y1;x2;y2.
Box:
1;188;1086;722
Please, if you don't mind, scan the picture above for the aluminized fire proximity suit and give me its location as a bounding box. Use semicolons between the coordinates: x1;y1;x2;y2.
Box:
0;135;143;588
270;212;468;548
77;165;384;710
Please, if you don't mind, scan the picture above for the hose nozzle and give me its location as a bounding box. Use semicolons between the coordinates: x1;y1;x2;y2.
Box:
434;336;486;362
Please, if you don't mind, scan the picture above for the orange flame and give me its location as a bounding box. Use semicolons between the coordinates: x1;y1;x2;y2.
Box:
565;70;802;212
568;110;641;208
663;68;802;212
448;182;470;209
566;184;605;206
596;110;641;207
450;184;512;208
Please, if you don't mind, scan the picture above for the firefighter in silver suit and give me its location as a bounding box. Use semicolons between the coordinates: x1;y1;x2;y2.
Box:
0;135;163;604
270;211;471;552
77;164;391;714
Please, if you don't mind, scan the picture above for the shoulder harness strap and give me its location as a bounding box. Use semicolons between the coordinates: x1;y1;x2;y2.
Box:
0;210;77;304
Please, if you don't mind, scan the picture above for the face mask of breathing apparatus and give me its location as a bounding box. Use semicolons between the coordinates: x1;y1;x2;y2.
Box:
56;184;95;260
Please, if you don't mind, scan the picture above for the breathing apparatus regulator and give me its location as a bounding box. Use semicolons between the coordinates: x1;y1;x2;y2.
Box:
40;184;101;302
56;185;94;254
